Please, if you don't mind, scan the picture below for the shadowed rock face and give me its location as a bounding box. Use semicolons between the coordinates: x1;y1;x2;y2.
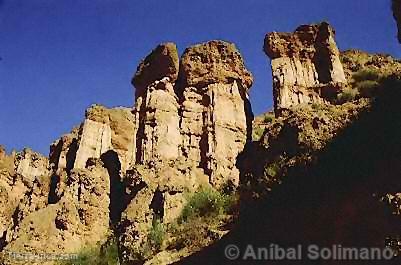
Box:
114;41;254;264
132;43;179;98
264;22;347;113
393;0;401;43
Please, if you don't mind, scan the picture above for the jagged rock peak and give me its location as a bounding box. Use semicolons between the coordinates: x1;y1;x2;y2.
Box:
264;22;347;113
50;104;136;174
132;42;179;98
393;0;401;43
180;40;253;89
264;22;337;59
131;40;253;188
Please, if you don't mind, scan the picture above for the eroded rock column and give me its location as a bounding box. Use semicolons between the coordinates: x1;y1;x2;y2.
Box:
179;40;253;187
264;22;347;113
132;43;182;165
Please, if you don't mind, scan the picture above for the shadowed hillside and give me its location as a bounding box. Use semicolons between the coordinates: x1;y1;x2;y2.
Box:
175;75;401;265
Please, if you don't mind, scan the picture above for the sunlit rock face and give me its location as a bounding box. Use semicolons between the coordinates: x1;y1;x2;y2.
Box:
132;40;253;188
178;40;253;187
50;105;136;174
264;22;347;113
118;41;254;263
0;149;50;251
132;43;181;165
0;40;254;264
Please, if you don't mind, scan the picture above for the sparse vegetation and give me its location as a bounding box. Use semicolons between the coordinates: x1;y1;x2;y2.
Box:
337;88;359;103
353;68;381;82
165;187;238;252
350;68;382;98
356;80;380;97
59;238;119;265
252;126;265;141
148;219;166;251
263;113;275;123
178;187;236;223
252;111;275;141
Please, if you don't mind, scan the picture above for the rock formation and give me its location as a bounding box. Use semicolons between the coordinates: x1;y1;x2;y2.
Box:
0;149;50;255
132;43;181;165
178;41;253;187
115;40;254;263
393;0;401;43
0;40;253;264
2;19;401;265
50;105;136;174
132;40;253;188
264;22;347;113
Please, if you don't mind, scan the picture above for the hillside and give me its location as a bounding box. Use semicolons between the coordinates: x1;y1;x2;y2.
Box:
1;20;401;265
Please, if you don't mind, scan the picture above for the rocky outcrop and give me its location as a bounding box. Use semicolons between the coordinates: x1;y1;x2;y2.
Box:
0;149;50;253
117;163;208;263
132;43;181;166
3;159;111;265
110;40;254;264
341;49;401;80
15;149;50;183
132;43;179;99
179;41;253;187
0;40;253;264
179;40;253;89
264;22;347;113
50;105;136;174
132;40;253;188
393;0;401;43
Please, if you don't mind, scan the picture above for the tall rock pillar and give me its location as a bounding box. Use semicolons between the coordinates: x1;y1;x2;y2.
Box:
264;22;347;113
132;43;182;165
179;40;253;187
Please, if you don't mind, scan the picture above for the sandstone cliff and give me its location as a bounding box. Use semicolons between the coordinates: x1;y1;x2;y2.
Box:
264;22;347;113
176;27;401;265
2;18;400;265
0;40;253;265
133;40;253;188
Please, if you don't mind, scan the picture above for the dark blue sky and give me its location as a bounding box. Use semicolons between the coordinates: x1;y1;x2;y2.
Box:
1;0;400;155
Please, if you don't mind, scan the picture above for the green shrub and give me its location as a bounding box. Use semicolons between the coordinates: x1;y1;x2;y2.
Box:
166;188;238;253
353;69;381;82
59;239;119;265
264;162;280;178
337;88;359;103
263;113;275;123
148;219;165;251
356;80;380;97
252;127;265;141
168;215;215;251
179;187;236;223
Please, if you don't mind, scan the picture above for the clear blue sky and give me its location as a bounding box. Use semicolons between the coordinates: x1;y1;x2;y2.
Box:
1;0;400;155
